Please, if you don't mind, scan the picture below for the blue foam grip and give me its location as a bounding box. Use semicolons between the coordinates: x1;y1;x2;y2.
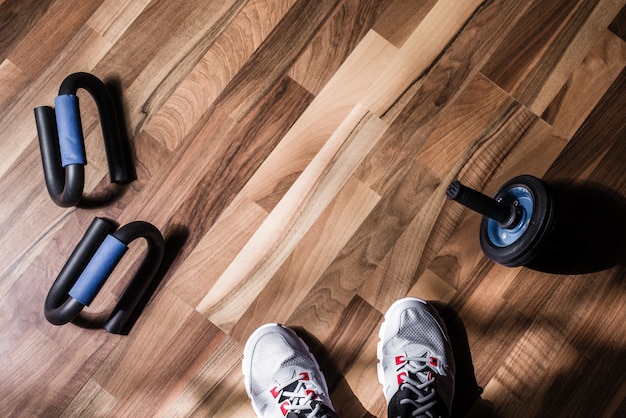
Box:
54;95;87;167
69;234;128;306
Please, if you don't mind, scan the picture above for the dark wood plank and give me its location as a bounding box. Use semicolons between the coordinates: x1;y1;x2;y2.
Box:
95;0;248;133
610;3;626;40
371;0;438;47
0;0;54;63
288;0;391;94
546;66;626;182
214;0;341;120
482;0;623;113
6;0;103;79
109;311;226;416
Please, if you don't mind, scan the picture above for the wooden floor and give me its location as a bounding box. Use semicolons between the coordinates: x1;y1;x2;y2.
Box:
1;0;625;416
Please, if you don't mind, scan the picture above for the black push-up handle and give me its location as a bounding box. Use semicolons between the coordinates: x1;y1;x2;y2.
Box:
44;217;164;334
34;72;133;207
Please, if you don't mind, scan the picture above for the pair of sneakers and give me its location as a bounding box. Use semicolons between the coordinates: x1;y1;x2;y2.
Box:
242;298;455;418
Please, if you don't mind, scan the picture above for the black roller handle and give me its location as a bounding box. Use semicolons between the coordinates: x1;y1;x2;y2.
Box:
34;72;133;207
446;180;522;229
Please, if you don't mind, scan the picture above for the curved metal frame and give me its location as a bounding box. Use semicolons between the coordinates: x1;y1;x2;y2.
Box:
34;72;133;207
44;217;165;334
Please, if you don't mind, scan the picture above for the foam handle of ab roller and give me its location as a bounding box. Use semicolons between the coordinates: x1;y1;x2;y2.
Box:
54;94;87;167
69;234;128;306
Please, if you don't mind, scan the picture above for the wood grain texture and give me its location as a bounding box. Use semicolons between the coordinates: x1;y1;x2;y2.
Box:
0;1;625;417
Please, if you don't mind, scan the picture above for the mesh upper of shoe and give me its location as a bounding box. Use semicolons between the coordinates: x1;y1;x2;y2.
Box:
382;308;446;359
249;332;314;396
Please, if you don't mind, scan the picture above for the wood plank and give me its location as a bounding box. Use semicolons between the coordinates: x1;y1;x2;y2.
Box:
482;0;626;114
609;3;626;40
287;0;390;94
541;30;626;138
6;0;103;79
371;0;438;48
229;175;380;343
86;0;152;43
232;29;396;206
161;76;314;270
96;0;248;135
545;65;626;181
362;0;485;117
159;337;245;417
317;295;384;417
560;267;626;417
143;0;296;150
214;0;342;120
168;196;268;308
109;310;226;416
0;0;54;62
199;107;388;332
0;59;27;110
60;380;118;417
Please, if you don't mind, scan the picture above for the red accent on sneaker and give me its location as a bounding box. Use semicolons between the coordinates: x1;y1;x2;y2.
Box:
395;355;404;365
270;386;281;398
300;371;310;380
280;400;289;416
397;371;407;385
429;356;438;367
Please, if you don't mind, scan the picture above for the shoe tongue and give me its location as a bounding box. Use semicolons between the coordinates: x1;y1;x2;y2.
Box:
389;386;428;418
275;367;298;384
403;348;432;380
393;351;437;417
396;387;422;417
274;370;317;407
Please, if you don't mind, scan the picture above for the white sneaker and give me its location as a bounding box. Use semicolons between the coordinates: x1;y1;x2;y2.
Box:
377;298;455;418
243;323;337;418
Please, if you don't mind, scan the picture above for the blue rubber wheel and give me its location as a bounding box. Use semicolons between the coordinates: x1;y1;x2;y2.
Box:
479;175;555;267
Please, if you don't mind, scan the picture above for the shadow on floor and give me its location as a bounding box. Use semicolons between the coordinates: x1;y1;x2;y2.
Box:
435;303;498;418
527;179;626;274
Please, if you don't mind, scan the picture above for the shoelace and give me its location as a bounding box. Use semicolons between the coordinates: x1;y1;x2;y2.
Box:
273;372;330;418
395;355;439;417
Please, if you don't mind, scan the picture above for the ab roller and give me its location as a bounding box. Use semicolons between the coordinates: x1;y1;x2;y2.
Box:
446;175;557;268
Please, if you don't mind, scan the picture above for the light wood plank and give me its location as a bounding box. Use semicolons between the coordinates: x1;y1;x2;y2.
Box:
199;106;388;331
362;0;484;116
